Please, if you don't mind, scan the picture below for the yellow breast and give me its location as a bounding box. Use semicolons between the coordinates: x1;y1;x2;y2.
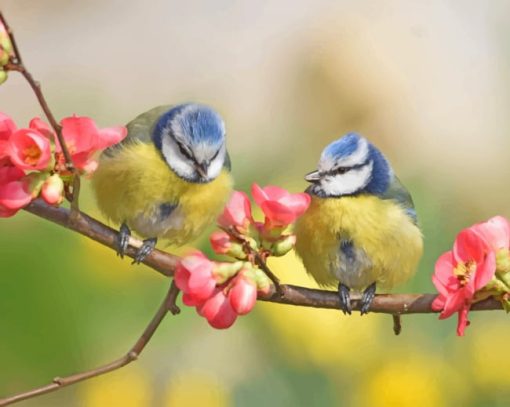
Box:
294;194;423;290
91;141;233;245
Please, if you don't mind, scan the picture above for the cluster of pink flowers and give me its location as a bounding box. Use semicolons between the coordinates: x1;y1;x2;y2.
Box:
0;112;126;217
176;184;311;329
432;216;510;335
174;252;271;328
215;184;310;259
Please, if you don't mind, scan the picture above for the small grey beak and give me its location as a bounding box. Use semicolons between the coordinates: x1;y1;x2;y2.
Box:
304;170;321;183
195;163;208;180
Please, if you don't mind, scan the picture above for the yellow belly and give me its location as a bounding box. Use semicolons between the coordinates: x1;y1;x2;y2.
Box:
294;194;423;290
91;141;233;245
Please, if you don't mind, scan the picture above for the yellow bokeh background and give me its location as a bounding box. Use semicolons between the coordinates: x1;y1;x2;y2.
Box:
1;1;510;406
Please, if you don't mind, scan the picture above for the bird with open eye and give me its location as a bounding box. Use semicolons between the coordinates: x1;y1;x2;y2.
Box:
92;103;233;263
294;133;423;315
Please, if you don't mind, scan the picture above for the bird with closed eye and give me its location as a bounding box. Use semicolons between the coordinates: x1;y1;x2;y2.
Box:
294;133;423;314
92;103;233;263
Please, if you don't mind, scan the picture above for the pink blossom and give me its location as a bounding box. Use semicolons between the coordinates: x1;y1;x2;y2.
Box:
0;166;32;217
41;174;64;205
432;228;496;336
198;289;238;329
210;230;232;255
217;191;253;231
59;116;127;173
174;252;217;303
472;216;510;252
228;272;257;315
251;183;311;227
8;128;52;171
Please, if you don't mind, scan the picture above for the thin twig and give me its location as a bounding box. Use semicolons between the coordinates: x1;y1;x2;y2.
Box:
0;11;81;210
0;281;178;406
221;226;284;296
252;251;284;297
392;314;402;335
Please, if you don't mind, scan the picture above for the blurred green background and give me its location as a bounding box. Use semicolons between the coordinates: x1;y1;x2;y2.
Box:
1;0;510;406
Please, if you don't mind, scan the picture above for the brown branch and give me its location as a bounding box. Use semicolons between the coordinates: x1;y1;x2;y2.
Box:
0;11;80;210
25;199;179;277
0;281;180;406
24;199;504;314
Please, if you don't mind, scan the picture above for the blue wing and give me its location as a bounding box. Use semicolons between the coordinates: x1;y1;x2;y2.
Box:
380;175;418;224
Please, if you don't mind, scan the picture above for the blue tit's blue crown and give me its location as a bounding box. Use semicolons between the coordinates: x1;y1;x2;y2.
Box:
322;132;363;161
153;103;225;150
311;132;392;197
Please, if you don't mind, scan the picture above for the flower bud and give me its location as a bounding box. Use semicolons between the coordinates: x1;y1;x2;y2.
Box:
212;261;244;284
0;47;9;66
270;234;297;257
24;172;48;198
496;249;510;274
228;272;257;315
199;289;238;329
210;230;246;259
252;268;272;294
41;174;64;205
174;252;217;302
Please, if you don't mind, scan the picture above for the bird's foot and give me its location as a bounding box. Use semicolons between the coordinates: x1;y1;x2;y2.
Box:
360;282;376;315
132;237;157;264
338;283;352;315
117;223;131;258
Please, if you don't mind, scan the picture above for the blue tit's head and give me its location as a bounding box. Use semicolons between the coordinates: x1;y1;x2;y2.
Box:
153;103;228;183
305;133;392;197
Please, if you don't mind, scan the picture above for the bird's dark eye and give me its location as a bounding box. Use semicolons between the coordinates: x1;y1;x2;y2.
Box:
334;167;350;175
176;141;193;159
209;147;221;162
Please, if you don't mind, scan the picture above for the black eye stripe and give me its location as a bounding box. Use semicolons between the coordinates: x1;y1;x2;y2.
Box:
175;140;193;159
210;147;221;161
324;160;371;177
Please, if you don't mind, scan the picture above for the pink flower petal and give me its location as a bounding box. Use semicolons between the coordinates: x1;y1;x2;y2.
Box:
473;250;496;291
431;294;446;311
228;275;257;315
8;129;52;171
261;200;297;226
200;290;238;329
439;289;467;319
94;126;127;150
0;166;24;184
29;117;54;139
218;191;253;229
456;306;470;336
432;251;457;295
60;116;97;154
278;193;311;217
0;180;32;210
472;216;510;251
0;112;16;141
453;228;487;264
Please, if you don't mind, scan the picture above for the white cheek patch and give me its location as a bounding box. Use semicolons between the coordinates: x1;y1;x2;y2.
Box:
161;136;195;179
207;145;226;179
320;160;373;196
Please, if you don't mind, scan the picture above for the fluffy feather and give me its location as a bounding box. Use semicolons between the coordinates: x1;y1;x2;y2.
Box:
294;193;423;290
92;141;232;245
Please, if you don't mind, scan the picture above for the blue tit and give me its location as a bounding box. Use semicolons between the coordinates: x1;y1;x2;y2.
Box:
294;133;423;314
92;103;233;263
